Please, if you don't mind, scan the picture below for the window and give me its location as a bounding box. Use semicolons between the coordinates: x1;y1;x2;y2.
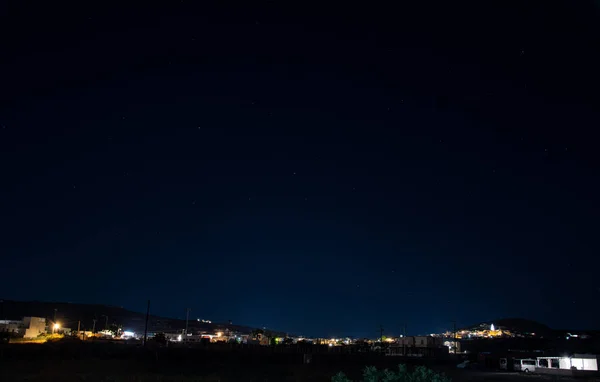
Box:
523;360;536;366
551;359;559;368
538;359;548;368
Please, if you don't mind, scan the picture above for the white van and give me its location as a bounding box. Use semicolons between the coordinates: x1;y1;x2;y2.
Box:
513;358;536;372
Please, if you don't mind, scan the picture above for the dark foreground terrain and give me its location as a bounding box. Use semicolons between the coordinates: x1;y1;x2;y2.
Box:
1;343;599;382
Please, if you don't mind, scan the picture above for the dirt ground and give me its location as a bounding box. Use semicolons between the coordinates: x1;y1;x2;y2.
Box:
445;370;600;382
1;344;599;382
2;363;600;382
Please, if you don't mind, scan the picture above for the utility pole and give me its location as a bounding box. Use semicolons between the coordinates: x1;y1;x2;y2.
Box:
92;318;97;333
53;308;57;324
454;321;457;341
379;325;384;355
184;308;191;342
403;323;407;356
143;300;150;347
77;320;81;334
451;320;457;354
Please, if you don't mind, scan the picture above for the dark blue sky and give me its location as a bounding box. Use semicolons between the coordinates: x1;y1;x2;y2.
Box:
1;1;599;338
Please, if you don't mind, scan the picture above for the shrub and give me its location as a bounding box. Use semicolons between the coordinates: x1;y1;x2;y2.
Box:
332;365;451;382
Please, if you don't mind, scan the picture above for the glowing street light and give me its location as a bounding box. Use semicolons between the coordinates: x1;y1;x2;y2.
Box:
53;323;60;333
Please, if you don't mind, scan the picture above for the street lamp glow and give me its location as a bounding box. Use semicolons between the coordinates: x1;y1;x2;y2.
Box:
53;323;60;329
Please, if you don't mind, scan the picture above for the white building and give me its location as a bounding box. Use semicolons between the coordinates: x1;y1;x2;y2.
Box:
537;354;598;372
0;320;21;334
0;317;46;338
23;317;46;338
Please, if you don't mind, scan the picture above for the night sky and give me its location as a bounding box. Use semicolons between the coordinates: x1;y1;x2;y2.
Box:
1;2;599;338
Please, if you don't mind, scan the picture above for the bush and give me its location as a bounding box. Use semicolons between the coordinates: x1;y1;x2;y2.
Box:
153;332;167;345
333;365;451;382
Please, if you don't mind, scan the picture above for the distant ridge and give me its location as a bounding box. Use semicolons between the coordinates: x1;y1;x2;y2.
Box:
0;299;276;336
463;318;553;336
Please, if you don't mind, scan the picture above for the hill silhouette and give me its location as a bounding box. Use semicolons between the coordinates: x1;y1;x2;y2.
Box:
463;317;554;337
0;299;269;335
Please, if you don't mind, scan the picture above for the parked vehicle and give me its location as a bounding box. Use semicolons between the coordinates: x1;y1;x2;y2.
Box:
513;358;536;373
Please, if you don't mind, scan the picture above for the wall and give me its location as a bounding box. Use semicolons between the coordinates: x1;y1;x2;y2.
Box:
571;357;599;371
397;337;415;346
23;317;46;339
0;320;21;334
582;358;598;371
396;336;443;348
559;358;571;369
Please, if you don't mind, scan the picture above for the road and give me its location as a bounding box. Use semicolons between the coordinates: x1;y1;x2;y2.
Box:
449;370;600;382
